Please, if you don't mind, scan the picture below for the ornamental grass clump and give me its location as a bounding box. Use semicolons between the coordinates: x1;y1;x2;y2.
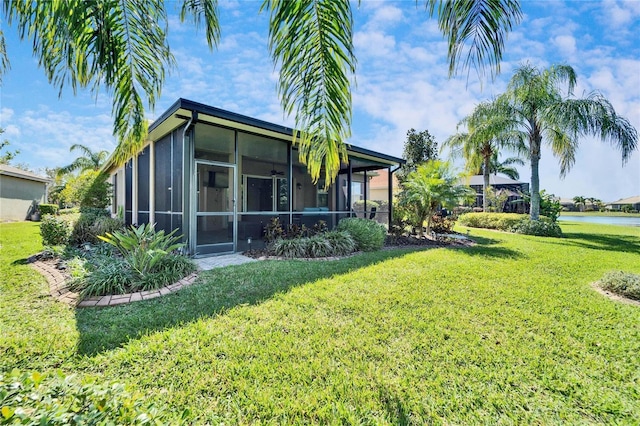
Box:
599;271;640;301
323;231;356;256
336;217;386;252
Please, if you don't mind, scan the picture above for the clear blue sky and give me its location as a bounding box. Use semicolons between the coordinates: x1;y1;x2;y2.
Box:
1;0;639;202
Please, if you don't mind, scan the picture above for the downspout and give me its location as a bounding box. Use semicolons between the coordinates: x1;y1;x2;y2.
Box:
388;165;401;229
182;113;196;253
347;160;353;217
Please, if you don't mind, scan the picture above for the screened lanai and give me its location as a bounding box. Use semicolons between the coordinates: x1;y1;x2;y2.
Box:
108;99;404;257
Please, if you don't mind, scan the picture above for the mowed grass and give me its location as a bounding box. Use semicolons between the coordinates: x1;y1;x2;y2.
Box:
1;221;639;424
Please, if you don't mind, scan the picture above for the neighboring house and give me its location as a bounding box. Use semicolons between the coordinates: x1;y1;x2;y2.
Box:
105;98;404;256
559;198;576;211
0;164;50;221
463;174;529;213
369;169;400;202
606;196;640;211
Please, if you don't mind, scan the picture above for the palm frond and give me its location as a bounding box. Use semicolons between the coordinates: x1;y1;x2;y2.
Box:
263;0;356;185
545;92;638;165
425;0;522;80
0;30;9;81
3;0;174;163
180;0;221;50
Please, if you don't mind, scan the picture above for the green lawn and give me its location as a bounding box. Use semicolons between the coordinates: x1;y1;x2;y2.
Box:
560;211;640;217
1;221;639;424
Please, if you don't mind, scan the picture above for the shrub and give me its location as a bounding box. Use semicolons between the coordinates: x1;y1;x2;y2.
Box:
0;370;183;424
539;190;561;222
336;217;386;252
324;231;356;256
271;238;308;258
38;203;59;215
430;215;457;234
99;223;186;277
40;215;71;246
59;207;80;215
599;271;640;301
512;218;563;237
264;217;285;243
71;257;132;297
137;255;196;292
69;208;111;245
458;213;526;231
306;235;333;258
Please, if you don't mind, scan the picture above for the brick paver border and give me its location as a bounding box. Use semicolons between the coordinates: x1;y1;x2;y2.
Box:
30;261;199;308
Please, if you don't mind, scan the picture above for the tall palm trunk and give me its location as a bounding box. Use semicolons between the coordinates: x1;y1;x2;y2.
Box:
529;129;542;220
483;155;491;211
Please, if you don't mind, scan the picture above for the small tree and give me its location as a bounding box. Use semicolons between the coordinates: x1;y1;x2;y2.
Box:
486;186;510;213
60;170;111;209
398;160;474;237
396;128;438;182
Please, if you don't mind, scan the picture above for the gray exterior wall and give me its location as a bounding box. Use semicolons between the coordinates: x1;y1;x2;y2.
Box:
0;175;47;221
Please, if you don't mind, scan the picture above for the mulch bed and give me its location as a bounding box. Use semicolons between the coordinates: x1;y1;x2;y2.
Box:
244;233;474;259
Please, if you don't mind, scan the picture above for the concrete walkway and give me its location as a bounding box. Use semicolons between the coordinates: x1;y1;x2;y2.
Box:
194;253;258;271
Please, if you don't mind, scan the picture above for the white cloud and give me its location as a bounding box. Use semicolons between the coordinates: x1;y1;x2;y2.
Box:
1;108;15;123
553;35;577;57
354;31;397;57
3;106;115;170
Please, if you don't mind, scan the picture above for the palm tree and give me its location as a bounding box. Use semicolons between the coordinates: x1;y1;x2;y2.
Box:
444;100;526;211
1;1;522;184
572;195;586;212
57;144;109;177
398;160;474;237
488;63;637;220
476;154;524;181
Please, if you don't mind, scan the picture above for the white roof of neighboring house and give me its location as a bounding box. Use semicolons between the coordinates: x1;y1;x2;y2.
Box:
608;195;640;205
559;198;575;205
0;164;50;183
464;174;525;186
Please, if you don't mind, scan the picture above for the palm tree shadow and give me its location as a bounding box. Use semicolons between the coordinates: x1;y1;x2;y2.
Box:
457;234;523;259
378;386;411;425
553;232;639;254
73;248;427;356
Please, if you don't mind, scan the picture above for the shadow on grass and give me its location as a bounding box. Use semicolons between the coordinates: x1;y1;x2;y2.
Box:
74;248;419;356
458;234;523;259
550;232;639;254
74;236;526;356
379;386;411;425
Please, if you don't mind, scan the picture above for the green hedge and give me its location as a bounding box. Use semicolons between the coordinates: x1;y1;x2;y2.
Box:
458;213;562;237
458;213;528;231
38;204;59;215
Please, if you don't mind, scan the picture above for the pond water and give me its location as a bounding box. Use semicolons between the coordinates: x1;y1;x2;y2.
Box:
557;215;640;227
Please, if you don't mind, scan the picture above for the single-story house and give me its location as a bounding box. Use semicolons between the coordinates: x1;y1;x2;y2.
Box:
106;99;404;256
559;198;576;211
606;196;640;211
0;164;50;221
463;174;529;213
